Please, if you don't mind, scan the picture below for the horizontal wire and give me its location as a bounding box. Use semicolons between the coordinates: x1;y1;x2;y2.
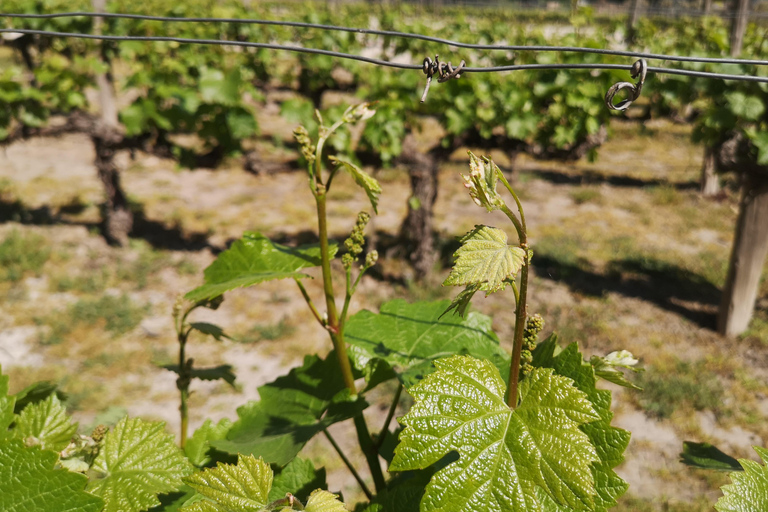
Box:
1;27;767;83
3;11;768;66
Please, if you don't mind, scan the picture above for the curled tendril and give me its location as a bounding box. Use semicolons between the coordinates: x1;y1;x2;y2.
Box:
605;59;647;112
420;54;466;103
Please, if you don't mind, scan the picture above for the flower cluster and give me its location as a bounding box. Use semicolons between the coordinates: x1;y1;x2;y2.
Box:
342;211;370;270
293;126;316;164
520;313;544;378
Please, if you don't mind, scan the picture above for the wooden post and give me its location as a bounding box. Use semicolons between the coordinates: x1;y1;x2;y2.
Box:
626;0;642;42
702;0;713;15
730;0;750;57
92;0;132;246
718;175;768;337
701;147;721;197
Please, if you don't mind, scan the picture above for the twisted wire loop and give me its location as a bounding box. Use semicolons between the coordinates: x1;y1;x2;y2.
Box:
420;55;466;103
605;59;648;112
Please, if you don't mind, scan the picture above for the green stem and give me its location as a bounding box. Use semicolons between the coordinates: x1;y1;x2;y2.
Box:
499;172;527;234
374;383;403;450
354;414;387;493
178;332;189;448
323;429;373;501
500;200;529;410
295;279;324;328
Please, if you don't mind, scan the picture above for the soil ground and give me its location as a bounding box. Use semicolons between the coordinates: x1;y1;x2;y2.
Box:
1;103;767;511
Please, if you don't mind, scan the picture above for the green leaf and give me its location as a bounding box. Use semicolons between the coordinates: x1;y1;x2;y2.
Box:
725;92;765;121
391;355;600;512
329;156;382;214
269;457;327;503
345;299;509;388
148;485;200;512
442;284;481;318
190;323;232;341
716;446;768;512
185;233;337;302
88;417;194;512
186;418;233;468
212;352;367;465
532;335;631;511
304;490;348;512
0;366;16;436
680;442;742;472
199;68;240;106
589;351;642;390
13;381;65;414
13;394;77;452
443;226;526;294
181;454;272;511
163;364;238;388
0;439;104;512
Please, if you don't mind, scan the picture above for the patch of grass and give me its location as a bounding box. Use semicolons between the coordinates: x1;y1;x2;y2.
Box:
570;187;603;205
617;494;716;512
239;317;296;343
50;269;110;294
0;230;51;282
38;294;149;345
116;240;171;289
649;184;682;206
636;359;725;419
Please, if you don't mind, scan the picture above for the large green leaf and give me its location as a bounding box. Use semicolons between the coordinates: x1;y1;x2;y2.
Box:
0;366;15;436
443;226;526;294
329;155;382;214
345;299;510;388
716;446;768;512
269;457;327;503
391;355;600;512
88;417;194;512
0;439;104;512
13;394;77;452
212;352;367;465
12;380;65;414
186;418;233;468
532;335;631;511
185;233;337;302
182;454;272;511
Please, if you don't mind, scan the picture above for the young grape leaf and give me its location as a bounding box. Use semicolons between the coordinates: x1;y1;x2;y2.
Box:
304;489;348;512
443;226;526;294
181;454;272;511
441;283;481;318
0;366;16;436
590;351;642;390
329;155;382;214
212;352;367;465
345;299;510;388
532;335;631;511
680;442;742;472
0;439;104;512
716;446;768;512
162;364;237;388
186;418;233;468
391;355;600;512
189;323;232;341
88;417;194;512
13;394;77;452
185;233;337;302
269;457;327;503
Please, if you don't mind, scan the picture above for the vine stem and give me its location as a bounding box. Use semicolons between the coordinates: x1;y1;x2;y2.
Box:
323;428;373;501
178;335;188;448
315;166;386;494
374;383;403;450
501;204;528;409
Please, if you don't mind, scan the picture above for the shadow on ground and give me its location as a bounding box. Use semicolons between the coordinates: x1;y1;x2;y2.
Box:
533;250;720;330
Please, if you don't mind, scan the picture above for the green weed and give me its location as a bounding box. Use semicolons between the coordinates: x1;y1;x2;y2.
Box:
0;230;51;282
240;317;296;343
650;184;682;206
38;294;149;345
636;360;725;419
570;187;603;205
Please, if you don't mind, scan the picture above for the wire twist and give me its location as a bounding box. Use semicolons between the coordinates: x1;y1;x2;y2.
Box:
605;59;648;112
421;55;466;103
